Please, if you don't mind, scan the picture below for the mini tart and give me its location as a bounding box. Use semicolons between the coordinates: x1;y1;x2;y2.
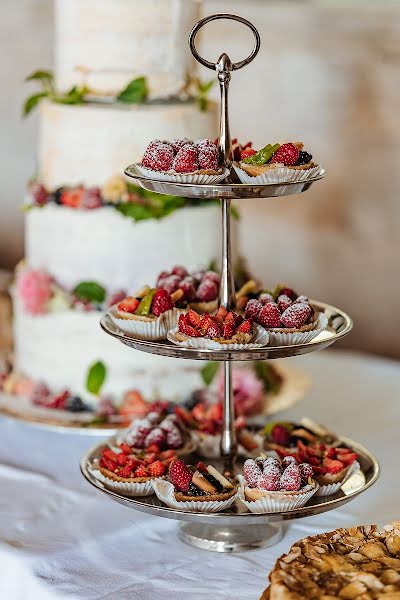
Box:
109;304;184;340
266;312;328;347
268;320;318;334
239;161;316;177
239;476;319;513
135;164;229;184
99;466;162;484
175;485;237;503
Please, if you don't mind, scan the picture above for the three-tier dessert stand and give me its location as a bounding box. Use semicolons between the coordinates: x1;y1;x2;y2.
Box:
81;14;379;552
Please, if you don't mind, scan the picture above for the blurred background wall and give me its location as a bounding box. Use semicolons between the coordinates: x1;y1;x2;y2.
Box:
1;0;400;358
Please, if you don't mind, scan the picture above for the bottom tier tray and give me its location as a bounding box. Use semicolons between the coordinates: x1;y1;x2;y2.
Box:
80;436;379;553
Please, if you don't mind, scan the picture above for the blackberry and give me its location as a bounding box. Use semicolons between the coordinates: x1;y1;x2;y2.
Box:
49;187;64;205
66;396;89;413
188;482;206;496
203;472;223;492
297;151;312;166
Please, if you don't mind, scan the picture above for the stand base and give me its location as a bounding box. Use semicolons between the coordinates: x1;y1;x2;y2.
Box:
178;522;285;553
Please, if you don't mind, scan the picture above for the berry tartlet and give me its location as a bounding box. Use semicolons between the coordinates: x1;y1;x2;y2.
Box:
90;443;171;497
136;139;229;184
108;286;185;340
233;142;321;184
156;266;220;314
244;285;328;346
239;456;318;513
153;459;238;512
167;307;269;350
263;419;360;496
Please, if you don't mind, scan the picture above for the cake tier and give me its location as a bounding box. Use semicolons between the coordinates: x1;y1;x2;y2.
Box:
25;204;221;291
13;297;203;401
55;0;199;98
38;100;218;189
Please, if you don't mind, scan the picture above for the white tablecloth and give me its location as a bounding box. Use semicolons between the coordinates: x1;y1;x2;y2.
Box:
0;349;399;600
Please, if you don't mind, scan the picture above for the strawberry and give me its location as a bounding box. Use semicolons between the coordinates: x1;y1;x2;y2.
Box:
116;452;128;466
134;465;149;478
224;311;236;324
196;461;208;474
145;443;161;454
102;448;118;462
206;402;223;422
159;449;177;460
324;458;345;474
199;314;213;335
196;279;218;302
173;144;199;173
222;322;235;339
271;424;291;446
279;462;302;491
281;303;312;328
299;463;314;483
241;147;256;160
169;459;193;492
99;458;118;472
326;447;337;459
151;289;173;317
149;460;166;477
117;296;140;313
276;294;292;313
215;306;228;321
258;302;281;328
336;451;358;466
245;299;263;321
119;466;134;479
178;314;201;337
237;319;252;334
60;188;84;208
144;453;157;464
270;143;300;166
173;406;194;426
186;309;202;328
205;322;222;339
119;443;132;455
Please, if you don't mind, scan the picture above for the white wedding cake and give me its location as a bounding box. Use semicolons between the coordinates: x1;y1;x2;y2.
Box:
10;0;222;419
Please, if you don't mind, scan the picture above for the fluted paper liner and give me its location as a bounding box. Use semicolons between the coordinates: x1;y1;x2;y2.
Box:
237;475;319;513
233;164;322;185
136;164;229;184
315;461;361;497
267;313;328;347
90;468;156;497
108;305;185;340
167;323;269;350
153;479;237;513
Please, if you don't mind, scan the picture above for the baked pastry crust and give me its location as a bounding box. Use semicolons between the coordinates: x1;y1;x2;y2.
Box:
267;319;318;335
174;485;237;503
240;161;316;177
262;522;400;599
99;466;163;484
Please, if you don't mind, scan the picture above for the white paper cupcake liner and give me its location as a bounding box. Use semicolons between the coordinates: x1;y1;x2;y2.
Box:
153;479;237;513
315;461;361;497
233;164;322;185
108;305;185;340
135;164;229;184
90;468;156;497
237;475;319;513
167;323;269;350
267;313;328;347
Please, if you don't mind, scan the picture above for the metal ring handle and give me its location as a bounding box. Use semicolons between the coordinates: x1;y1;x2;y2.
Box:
189;13;260;71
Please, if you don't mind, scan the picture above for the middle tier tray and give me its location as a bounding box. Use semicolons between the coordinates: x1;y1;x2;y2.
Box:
100;299;352;361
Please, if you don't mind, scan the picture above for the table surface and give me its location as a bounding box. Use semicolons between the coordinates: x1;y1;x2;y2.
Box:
0;349;399;600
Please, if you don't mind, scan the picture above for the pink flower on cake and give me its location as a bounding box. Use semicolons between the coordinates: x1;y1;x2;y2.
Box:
17;269;53;315
217;366;264;416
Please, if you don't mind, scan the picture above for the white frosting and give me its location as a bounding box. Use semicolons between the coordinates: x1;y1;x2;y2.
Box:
38;100;218;189
13;296;203;400
26;204;221;291
55;0;200;98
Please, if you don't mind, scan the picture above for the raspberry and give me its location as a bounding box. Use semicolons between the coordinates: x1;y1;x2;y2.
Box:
172;144;199;173
31;182;48;206
243;459;261;488
169;459;193;492
196;280;218;302
270;143;300;166
81;188;102;209
203;271;220;285
259;293;274;305
149;460;166;477
299;463;314;484
297;150;313;166
151;289;173;317
205;322;222;339
134;465;149;478
171;265;188;278
279;463;302;491
125;418;152;447
282;456;297;469
271;424;291;446
258;302;281;328
198;146;218;170
119;466;133;479
293;295;309;304
170;139;192;153
179;279;196;301
245;299;263;320
144;427;167;449
160;274;181;294
142;142;174;171
279;287;297;301
258;463;281;491
276;294;292;313
166;425;183;449
194;139;216;151
237;319;252;334
281;303;312;328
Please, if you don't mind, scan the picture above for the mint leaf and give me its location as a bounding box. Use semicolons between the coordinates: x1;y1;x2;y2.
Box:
54;85;88;105
116;195;186;222
73;281;106;303
195;78;214;112
117;76;148;104
23;92;48;116
201;362;219;386
25;70;53;85
86;361;107;395
198;79;214;94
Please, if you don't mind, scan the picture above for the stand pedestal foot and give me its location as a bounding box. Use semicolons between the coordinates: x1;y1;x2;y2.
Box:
178;522;285;553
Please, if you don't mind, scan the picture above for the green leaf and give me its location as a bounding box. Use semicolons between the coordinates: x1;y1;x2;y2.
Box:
254;361;281;394
197;96;208;112
54;85;88;105
201;362;219;386
86;361;107;395
117;76;148;104
116;194;186;222
73;281;106;303
25;70;53;85
198;78;214;94
23;91;48;116
230;203;240;220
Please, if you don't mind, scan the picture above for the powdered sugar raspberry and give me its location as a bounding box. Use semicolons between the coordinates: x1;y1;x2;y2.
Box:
280;303;312;328
172;144;199;173
243;459;261;488
142;142;174;171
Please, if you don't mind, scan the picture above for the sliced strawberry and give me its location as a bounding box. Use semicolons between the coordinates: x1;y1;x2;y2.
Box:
196;461;208;474
237;319;252;334
223;322;235;339
119;442;132;455
102;448;118;462
186;309;202;328
324;458;345;474
326;447;337;459
199;315;213;335
145;443;161;454
117;296;140;313
224;311;236;324
173;406;194;426
144;453;157;464
99;458;118;472
206;402;223;422
241;147;256;160
116;452;128;466
336;452;358;466
215;306;228;321
312;465;328;475
159;449;177;460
